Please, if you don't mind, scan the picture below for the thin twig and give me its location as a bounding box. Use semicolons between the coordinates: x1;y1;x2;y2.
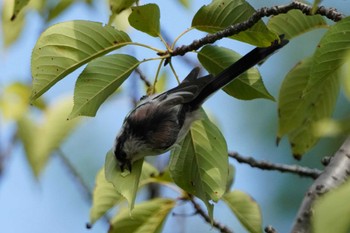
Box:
229;152;322;179
188;195;234;233
134;67;151;88
170;1;343;57
265;225;278;233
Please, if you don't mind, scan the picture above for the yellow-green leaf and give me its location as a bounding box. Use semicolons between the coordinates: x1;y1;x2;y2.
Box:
312;180;350;233
31;20;131;100
69;54;140;118
110;0;137;14
192;0;278;46
198;45;274;100
11;0;30;20
2;0;25;47
129;4;160;37
105;150;144;211
307;16;350;92
89;168;124;227
169;113;229;219
267;9;327;40
17;97;80;176
109;198;175;233
277;57;339;158
223;190;263;233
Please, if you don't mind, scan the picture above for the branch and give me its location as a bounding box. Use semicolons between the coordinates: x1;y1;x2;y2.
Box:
188;195;234;233
171;1;343;56
291;136;350;233
229;152;322;179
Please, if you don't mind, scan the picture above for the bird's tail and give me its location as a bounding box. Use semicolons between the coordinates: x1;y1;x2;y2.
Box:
189;35;289;109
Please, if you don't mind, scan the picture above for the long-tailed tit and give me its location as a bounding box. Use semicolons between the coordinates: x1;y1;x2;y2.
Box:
114;36;288;172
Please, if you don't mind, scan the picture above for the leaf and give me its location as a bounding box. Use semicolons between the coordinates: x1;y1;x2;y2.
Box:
169;114;229;219
277;57;339;158
69;54;140;118
110;0;137;14
11;0;30;21
104;150;144;211
192;0;278;46
88;168;124;227
340;52;350;100
109;198;175;233
31;20;131;100
313;118;350;137
267;9;327;40
17;97;80;176
226;164;235;193
47;0;75;22
0;83;31;120
2;0;25;47
307;16;350;92
129;4;160;37
312;180;350;233
198;45;274;101
223;190;263;233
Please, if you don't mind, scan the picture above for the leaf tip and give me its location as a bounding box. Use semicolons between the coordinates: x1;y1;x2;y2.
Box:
86;222;93;229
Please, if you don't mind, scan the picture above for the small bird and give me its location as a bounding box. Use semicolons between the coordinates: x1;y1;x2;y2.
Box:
114;36;288;172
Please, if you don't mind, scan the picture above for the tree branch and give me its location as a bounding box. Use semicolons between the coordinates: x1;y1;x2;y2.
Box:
229;152;322;179
170;1;343;57
291;136;350;233
188;195;234;233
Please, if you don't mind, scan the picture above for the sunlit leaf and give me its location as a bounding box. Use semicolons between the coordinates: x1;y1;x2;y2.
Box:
31;20;131;100
2;0;25;47
312;180;350;233
169;113;229;219
198;45;274;100
109;198;175;233
69;54;140;119
267;9;327;40
223;190;263;233
226;164;235;193
192;0;278;46
17;97;80;176
129;4;160;37
89;169;124;227
277;57;339;158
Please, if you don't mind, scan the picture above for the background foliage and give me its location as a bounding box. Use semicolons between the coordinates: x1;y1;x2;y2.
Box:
1;1;350;233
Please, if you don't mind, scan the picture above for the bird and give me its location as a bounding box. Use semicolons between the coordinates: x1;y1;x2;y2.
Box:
113;36;288;172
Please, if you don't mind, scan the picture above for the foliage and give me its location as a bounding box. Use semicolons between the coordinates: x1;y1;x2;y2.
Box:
2;0;350;233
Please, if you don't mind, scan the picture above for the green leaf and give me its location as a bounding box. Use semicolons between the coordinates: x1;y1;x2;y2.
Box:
47;0;75;22
192;0;278;46
198;45;274;101
110;0;137;14
307;16;350;92
104;150;144;211
69;54;140;118
223;190;263;233
109;198;175;233
31;20;131;100
312;180;350;233
2;0;25;47
340;52;350;100
178;0;190;8
267;9;328;40
277;57;339;158
129;4;160;37
169;114;229;219
11;0;30;21
89;168;124;227
17;97;80;176
226;164;235;193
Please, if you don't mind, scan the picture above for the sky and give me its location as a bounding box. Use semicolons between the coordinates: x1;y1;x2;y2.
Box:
1;1;349;233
